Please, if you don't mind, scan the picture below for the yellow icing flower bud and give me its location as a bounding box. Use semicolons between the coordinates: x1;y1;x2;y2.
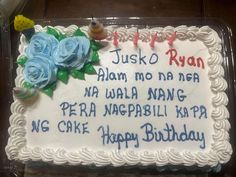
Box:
14;15;35;31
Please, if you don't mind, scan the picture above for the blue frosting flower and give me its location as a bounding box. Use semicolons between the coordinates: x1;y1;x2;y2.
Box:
24;55;57;89
53;36;90;69
26;32;59;59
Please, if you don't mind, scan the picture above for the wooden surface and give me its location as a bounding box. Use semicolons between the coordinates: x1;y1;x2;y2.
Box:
0;0;236;176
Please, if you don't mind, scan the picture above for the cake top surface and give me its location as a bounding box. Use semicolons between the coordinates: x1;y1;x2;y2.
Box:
6;17;232;170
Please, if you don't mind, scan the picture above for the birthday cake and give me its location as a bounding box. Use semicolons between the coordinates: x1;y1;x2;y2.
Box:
6;16;232;171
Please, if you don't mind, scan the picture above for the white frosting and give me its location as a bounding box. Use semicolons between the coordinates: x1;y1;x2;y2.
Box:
78;148;94;165
53;149;67;165
123;150;139;165
167;149;183;165
195;152;209;167
41;148;54;162
66;152;81;165
93;151;110;166
140;151;156;166
214;120;231;131
110;150;125;167
207;150;219;167
5;25;232;169
183;151;196;166
156;150;168;166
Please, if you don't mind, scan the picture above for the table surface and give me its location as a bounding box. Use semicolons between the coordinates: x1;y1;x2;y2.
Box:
0;0;236;177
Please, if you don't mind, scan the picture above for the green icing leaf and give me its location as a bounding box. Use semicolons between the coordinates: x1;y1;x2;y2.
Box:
57;69;69;84
41;83;56;97
76;71;85;80
47;27;65;41
23;81;33;89
90;40;103;51
58;33;66;41
70;69;85;80
90;50;100;63
82;64;97;74
50;82;57;90
41;87;53;97
17;56;28;67
74;28;86;37
47;27;59;39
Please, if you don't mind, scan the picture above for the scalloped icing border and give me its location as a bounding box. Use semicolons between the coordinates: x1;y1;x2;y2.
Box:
5;25;232;170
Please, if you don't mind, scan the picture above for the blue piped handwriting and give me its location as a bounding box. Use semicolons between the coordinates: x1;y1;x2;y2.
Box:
97;125;139;149
110;48;158;65
140;122;205;149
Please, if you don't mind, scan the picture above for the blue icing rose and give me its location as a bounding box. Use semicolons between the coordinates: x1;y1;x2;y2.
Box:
26;32;59;59
53;36;90;69
24;55;57;89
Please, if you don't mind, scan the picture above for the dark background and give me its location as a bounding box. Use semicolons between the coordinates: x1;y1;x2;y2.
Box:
0;0;236;176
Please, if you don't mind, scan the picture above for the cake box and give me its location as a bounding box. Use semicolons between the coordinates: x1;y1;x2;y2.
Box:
3;17;235;175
